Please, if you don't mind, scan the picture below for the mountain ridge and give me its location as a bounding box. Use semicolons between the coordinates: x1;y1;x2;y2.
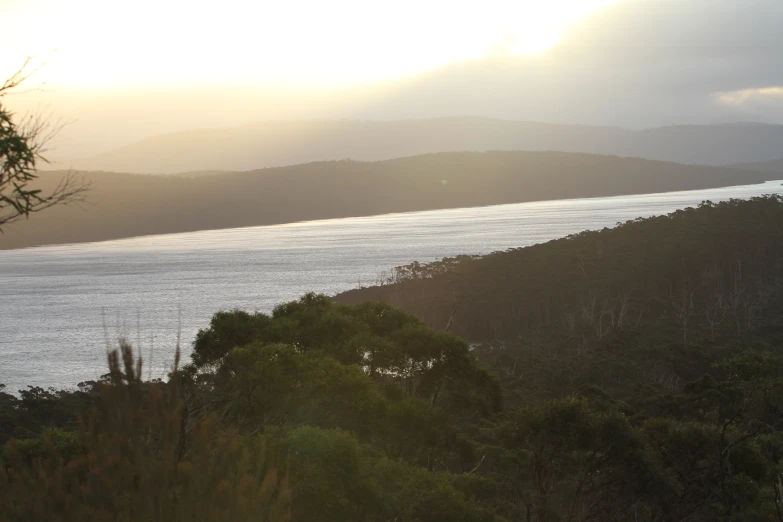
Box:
70;117;783;174
4;150;775;250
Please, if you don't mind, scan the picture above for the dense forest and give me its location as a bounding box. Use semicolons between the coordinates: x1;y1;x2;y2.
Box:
734;159;783;174
4;196;783;521
2;151;774;249
338;195;783;402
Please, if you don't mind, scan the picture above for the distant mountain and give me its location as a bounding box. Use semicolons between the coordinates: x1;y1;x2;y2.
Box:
70;118;783;174
3;151;775;250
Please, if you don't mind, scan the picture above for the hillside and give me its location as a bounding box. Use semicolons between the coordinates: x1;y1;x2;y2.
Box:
733;158;783;174
71;118;783;174
337;195;783;401
3;151;774;249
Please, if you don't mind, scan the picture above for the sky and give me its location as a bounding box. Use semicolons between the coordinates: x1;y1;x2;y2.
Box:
0;0;618;88
2;0;783;162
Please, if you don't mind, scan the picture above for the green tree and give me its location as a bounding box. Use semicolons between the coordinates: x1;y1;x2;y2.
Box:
185;294;501;419
494;398;652;522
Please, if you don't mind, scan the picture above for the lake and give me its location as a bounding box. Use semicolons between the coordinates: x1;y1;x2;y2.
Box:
1;180;781;392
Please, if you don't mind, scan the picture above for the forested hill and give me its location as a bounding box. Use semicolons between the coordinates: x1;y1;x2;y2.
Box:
734;158;783;174
5;151;774;249
337;195;783;400
72;118;783;174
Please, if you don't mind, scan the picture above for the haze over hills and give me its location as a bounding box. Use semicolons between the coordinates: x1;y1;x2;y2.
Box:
69;118;783;174
5;150;775;250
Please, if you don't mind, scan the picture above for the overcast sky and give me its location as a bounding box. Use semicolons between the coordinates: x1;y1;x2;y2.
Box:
3;0;782;161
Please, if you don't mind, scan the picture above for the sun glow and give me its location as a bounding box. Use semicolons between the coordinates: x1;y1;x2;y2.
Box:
1;0;618;89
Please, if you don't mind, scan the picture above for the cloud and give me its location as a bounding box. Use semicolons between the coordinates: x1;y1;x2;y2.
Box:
353;0;783;127
717;87;783;106
713;87;783;123
9;0;783;162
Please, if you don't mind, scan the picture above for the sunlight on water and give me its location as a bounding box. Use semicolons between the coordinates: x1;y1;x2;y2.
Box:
1;181;780;391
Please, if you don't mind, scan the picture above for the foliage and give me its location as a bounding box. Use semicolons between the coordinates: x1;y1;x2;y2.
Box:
183;295;501;430
340;195;783;403
0;380;99;445
333;196;783;520
0;342;291;522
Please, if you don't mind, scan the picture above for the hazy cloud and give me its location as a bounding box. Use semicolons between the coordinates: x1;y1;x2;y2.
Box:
718;88;783;107
357;0;783;127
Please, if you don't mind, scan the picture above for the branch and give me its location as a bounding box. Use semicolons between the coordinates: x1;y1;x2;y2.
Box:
0;59;90;231
0;170;91;229
443;291;459;332
468;454;487;474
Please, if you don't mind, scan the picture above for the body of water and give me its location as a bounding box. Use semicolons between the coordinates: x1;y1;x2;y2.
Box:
1;180;780;391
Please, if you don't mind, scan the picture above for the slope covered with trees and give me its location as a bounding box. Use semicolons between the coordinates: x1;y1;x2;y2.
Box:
4;151;774;249
734;159;783;175
338;195;783;400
